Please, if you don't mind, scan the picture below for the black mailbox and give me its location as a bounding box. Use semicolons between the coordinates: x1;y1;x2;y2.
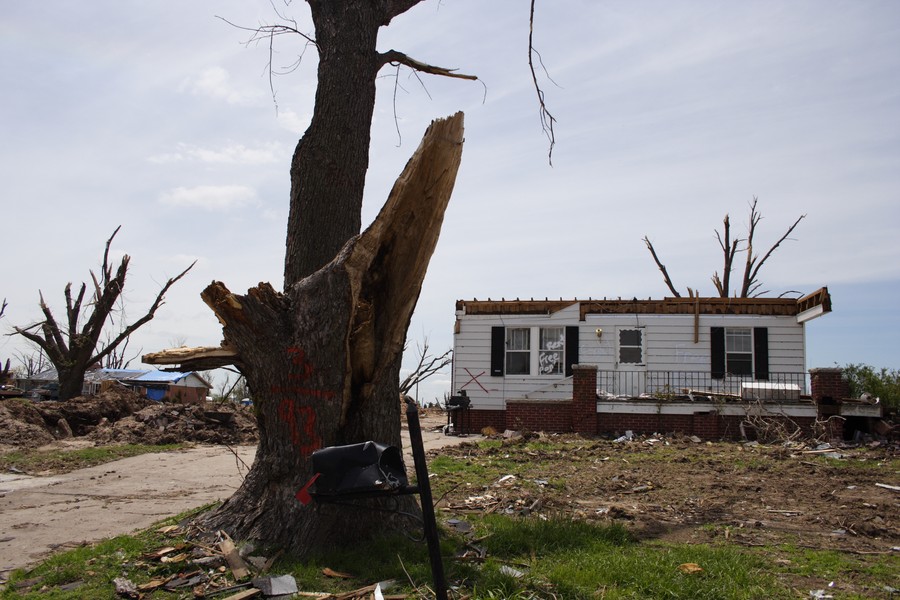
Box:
310;441;408;497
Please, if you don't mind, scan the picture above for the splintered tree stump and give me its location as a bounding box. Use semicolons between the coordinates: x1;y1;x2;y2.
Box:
181;113;465;554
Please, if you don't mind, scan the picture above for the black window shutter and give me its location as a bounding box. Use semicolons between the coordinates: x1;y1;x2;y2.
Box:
565;326;579;376
754;327;769;380
490;326;505;376
711;327;725;379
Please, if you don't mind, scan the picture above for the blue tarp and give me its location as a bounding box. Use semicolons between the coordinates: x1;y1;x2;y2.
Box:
146;388;166;401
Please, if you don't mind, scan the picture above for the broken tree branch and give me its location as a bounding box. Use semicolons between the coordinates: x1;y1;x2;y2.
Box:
90;260;196;367
642;236;681;298
712;214;741;297
400;340;452;396
529;0;557;164
379;50;477;81
143;345;241;371
741;198;806;297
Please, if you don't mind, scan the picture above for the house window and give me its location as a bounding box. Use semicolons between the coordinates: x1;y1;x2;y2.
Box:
618;328;644;364
505;328;531;375
711;326;768;380
539;327;565;374
725;327;753;376
491;325;579;377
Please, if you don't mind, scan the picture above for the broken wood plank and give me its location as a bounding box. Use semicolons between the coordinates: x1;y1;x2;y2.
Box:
220;589;261;600
333;583;378;600
218;534;251;581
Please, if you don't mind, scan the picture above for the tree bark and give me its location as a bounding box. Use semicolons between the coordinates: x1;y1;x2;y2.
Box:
284;2;403;286
198;113;464;554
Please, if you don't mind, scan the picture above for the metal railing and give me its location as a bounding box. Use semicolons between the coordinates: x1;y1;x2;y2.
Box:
596;370;809;399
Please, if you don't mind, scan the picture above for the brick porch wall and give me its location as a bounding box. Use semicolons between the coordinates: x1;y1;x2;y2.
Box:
507;400;573;432
595;412;817;440
460;366;839;440
810;367;849;440
457;409;506;433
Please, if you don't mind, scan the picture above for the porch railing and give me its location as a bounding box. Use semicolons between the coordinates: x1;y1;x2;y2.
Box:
596;370;809;399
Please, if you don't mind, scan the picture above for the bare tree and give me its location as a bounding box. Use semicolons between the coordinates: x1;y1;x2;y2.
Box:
399;339;452;397
14;350;49;379
142;0;556;559
12;227;194;400
644;198;805;298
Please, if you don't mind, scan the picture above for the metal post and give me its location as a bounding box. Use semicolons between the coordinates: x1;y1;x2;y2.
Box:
404;397;448;600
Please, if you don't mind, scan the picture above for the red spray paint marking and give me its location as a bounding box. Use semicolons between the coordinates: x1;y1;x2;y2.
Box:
272;346;336;455
278;399;321;457
460;368;490;393
286;347;315;380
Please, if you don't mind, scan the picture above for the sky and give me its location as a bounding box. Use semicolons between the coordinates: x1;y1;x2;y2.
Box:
1;1;898;404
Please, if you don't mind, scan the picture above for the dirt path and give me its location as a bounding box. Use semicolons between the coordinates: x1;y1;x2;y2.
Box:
0;415;479;577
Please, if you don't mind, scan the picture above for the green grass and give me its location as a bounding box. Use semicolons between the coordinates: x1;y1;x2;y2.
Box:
458;515;796;599
4;509;895;599
0;444;184;475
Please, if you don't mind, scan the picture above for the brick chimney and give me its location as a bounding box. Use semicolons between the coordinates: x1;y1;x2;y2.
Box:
809;367;849;440
810;367;850;405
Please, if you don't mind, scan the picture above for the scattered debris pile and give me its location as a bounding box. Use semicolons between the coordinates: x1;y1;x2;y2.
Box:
0;388;257;450
9;525;403;599
431;431;900;555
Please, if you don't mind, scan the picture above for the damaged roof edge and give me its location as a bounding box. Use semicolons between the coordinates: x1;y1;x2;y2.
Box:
456;287;832;321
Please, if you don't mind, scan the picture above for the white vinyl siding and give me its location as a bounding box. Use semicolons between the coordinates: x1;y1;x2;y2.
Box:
452;305;579;409
454;307;807;411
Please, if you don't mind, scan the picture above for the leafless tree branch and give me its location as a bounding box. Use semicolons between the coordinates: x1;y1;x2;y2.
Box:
712;214;741;297
400;340;452;397
378;50;477;80
91;260;196;367
529;0;558;165
740;198;806;297
642;236;681;298
646;199;805;298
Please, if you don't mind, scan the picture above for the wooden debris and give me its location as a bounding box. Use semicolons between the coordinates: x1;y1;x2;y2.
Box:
157;525;180;535
137;577;172;592
218;532;251;581
875;483;900;492
322;567;353;579
221;589;261;600
677;562;703;574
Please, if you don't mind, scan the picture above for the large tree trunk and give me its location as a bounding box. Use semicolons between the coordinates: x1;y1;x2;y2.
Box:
56;366;85;401
198;113;464;554
283;2;382;285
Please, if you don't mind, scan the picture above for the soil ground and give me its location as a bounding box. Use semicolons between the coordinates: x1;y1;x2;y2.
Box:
1;391;898;592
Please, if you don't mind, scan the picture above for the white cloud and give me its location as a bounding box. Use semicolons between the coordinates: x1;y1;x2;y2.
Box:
158;185;259;211
148;142;283;165
183;66;259;105
275;107;311;134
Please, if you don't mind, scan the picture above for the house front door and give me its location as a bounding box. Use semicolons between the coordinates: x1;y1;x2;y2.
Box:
615;326;646;397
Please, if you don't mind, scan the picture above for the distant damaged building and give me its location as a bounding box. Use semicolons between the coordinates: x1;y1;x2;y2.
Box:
21;368;211;403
